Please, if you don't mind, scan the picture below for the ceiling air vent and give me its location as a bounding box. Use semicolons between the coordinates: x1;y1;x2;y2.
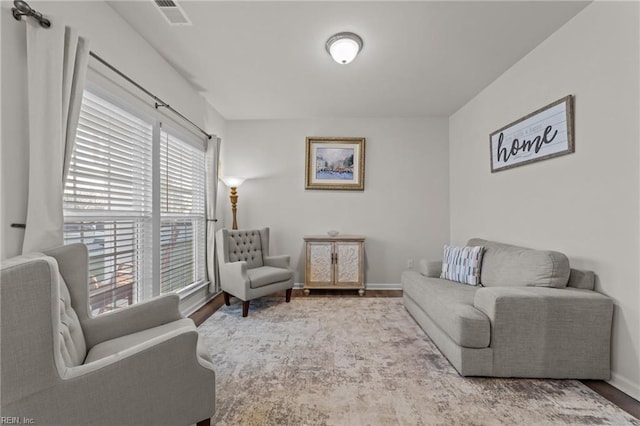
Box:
154;0;192;26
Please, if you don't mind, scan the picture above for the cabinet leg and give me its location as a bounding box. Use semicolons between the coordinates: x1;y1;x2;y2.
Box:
303;289;310;296
358;289;365;296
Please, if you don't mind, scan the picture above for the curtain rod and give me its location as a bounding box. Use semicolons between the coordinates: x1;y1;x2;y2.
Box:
89;52;212;140
11;0;212;140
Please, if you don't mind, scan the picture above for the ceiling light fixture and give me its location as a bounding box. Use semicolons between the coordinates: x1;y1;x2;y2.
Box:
326;32;363;65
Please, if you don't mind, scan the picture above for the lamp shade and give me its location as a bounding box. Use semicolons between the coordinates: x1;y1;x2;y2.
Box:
326;32;363;64
221;176;246;188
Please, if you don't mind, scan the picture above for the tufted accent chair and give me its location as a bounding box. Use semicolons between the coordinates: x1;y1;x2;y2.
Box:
216;228;294;317
0;244;216;426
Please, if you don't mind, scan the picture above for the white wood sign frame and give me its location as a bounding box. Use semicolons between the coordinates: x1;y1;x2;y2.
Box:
490;95;574;173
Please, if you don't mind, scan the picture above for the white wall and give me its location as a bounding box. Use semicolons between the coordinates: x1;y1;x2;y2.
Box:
449;2;640;399
220;117;449;286
205;102;226;142
0;0;208;259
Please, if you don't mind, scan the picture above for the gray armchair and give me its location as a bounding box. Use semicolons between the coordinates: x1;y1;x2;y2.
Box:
216;228;294;317
0;244;215;426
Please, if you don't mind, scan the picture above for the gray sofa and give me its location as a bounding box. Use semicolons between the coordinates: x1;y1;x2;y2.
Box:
402;238;613;379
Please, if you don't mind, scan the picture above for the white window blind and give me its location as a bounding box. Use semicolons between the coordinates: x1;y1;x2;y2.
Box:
64;90;209;314
160;130;206;293
64;91;153;314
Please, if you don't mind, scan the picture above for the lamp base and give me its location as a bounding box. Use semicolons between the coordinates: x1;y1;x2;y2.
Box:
229;187;238;230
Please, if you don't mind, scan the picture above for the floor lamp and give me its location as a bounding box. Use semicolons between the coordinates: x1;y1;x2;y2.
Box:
221;176;246;230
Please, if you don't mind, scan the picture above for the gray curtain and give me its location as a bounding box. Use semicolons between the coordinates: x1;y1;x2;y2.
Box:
22;21;90;253
205;136;221;292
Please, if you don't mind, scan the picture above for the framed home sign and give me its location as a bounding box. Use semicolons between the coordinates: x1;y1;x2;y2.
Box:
305;137;365;190
490;95;574;173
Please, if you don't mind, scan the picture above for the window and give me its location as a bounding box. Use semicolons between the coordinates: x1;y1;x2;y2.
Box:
64;90;206;314
160;130;206;293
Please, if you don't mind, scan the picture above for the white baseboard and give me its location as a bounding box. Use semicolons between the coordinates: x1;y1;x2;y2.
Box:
608;372;640;401
293;282;402;291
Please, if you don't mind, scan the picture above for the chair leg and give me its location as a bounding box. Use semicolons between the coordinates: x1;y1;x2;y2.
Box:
242;300;250;317
285;288;292;303
223;291;230;306
196;419;211;426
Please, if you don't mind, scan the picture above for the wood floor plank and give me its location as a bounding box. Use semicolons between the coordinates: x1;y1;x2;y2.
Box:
582;380;640;419
190;292;225;327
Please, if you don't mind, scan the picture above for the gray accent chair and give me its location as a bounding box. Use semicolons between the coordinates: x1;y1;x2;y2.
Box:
402;238;613;379
1;244;215;426
216;228;294;317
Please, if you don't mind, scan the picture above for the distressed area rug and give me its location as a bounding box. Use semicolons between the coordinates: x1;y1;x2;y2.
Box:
198;297;638;425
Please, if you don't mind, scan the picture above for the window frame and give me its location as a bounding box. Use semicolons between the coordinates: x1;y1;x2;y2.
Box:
64;80;209;314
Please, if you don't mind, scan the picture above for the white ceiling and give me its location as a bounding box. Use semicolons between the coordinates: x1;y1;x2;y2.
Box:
107;1;589;120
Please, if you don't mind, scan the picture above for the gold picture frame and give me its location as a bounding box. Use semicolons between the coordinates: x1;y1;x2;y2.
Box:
305;137;366;190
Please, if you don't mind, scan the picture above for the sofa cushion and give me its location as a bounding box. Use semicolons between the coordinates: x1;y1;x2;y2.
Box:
248;266;293;289
85;318;195;363
440;245;484;285
402;271;490;348
468;239;570;288
58;273;87;367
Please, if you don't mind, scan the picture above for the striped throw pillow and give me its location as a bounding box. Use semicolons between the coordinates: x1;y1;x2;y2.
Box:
440;245;485;286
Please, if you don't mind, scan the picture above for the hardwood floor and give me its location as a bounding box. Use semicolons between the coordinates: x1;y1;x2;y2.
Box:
190;290;639;420
582;380;640;420
190;292;225;327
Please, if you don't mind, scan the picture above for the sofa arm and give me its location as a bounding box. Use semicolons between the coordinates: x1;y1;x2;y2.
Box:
264;255;291;269
34;331;215;425
418;260;442;278
474;286;613;378
82;294;182;347
218;260;250;299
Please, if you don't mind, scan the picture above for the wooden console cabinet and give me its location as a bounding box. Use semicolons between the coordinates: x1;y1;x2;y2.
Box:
303;235;365;296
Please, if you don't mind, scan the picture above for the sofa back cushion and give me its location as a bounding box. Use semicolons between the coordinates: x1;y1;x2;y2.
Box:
58;273;87;367
227;229;264;269
468;238;570;288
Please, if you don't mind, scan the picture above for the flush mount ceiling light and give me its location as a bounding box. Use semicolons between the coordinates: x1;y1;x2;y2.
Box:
326;32;363;65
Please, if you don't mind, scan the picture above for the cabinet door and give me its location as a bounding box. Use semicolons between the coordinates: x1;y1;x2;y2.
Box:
335;242;362;286
306;241;334;286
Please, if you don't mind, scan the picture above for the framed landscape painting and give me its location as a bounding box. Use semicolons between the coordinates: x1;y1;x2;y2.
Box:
305;137;366;190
